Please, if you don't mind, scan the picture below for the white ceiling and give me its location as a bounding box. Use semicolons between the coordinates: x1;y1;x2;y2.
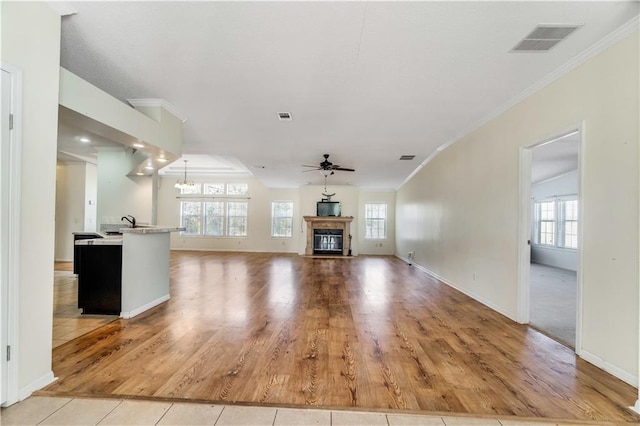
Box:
58;1;639;189
531;131;580;184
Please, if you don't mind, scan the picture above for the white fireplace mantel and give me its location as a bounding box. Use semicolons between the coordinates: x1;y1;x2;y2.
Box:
303;216;354;256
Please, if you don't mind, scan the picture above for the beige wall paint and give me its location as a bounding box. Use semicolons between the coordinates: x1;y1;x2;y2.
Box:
358;191;396;255
158;177;395;256
158;176;301;253
396;32;639;381
1;1;60;395
54;162;98;261
55;163;87;261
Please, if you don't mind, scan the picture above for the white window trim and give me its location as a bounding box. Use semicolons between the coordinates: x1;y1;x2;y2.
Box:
532;195;578;251
178;183;250;238
271;200;294;239
364;202;388;240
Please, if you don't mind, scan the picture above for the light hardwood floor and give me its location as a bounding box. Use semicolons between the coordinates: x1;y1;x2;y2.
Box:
53;268;117;348
40;252;639;423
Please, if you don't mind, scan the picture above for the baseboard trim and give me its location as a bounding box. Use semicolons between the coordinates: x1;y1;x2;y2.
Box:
120;294;170;319
170;248;297;254
18;371;55;401
395;255;517;322
579;350;638;387
395;256;639;389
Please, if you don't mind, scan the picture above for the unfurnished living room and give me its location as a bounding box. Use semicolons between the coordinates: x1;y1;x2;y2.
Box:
1;1;640;425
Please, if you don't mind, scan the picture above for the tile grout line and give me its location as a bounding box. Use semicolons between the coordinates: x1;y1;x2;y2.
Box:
95;398;124;426
213;404;225;425
154;401;175;425
34;397;74;425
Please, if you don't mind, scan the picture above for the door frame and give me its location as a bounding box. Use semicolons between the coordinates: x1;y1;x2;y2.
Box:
1;62;22;407
517;122;584;354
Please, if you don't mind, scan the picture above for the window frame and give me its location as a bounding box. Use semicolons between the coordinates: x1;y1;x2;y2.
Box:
178;183;249;238
271;201;294;238
532;196;578;250
364;202;388;240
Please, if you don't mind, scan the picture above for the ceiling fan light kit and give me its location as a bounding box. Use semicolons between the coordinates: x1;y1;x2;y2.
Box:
301;154;356;199
302;154;356;174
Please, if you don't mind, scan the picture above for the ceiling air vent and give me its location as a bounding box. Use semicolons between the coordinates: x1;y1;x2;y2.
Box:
277;112;292;121
512;24;582;52
399;155;415;160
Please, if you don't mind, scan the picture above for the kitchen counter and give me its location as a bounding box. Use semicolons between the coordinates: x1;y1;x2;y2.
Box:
75;225;185;318
75;236;123;245
120;226;184;234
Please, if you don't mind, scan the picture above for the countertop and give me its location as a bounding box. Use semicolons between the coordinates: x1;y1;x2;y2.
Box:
120;226;185;234
75;236;123;246
75;226;184;245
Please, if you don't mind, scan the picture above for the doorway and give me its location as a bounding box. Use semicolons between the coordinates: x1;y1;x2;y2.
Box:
1;64;21;407
519;128;582;350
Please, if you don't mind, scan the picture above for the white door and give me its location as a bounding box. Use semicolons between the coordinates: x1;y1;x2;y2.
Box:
0;68;12;405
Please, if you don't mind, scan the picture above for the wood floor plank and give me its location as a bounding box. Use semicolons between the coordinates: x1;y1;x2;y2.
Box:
43;252;640;423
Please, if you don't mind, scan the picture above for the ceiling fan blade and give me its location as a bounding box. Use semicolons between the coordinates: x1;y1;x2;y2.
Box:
332;167;355;172
301;164;319;168
302;168;320;173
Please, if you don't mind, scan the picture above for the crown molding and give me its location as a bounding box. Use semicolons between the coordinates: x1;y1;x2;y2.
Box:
47;1;77;16
127;98;188;123
398;16;639;191
479;15;639;134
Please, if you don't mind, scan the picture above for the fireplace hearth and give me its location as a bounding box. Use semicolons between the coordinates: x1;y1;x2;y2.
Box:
303;216;354;256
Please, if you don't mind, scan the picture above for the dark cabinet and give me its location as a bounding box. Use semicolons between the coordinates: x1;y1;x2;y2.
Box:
76;244;122;315
72;232;103;274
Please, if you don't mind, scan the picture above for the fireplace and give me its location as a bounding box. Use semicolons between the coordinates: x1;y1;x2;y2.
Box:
313;229;343;255
303;216;354;256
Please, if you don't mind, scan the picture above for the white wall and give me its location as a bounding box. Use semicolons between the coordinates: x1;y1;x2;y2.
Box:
531;170;578;200
396;32;639;382
84;163;97;231
358;191;396;255
1;1;60;398
97;149;153;228
158;176;301;253
530;170;578;271
158;178;395;256
55;163;87;261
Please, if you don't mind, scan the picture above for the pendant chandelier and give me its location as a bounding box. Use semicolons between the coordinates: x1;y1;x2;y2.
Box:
174;159;195;190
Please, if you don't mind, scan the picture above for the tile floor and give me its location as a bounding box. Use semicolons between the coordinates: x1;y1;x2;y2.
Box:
52;270;117;348
0;396;611;426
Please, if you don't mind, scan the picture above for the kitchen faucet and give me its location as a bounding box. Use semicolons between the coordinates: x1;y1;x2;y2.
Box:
121;215;136;228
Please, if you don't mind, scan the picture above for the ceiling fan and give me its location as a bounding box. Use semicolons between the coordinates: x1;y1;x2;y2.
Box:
302;154;355;175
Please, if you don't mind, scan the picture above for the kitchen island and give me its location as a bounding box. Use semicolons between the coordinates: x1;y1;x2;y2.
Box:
75;226;184;318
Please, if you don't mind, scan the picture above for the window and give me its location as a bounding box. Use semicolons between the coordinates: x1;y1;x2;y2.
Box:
365;203;387;239
271;201;293;238
203;201;224;236
559;199;578;249
533;198;578;249
179;183;249;237
227;201;248;237
537;201;556;246
181;202;201;235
